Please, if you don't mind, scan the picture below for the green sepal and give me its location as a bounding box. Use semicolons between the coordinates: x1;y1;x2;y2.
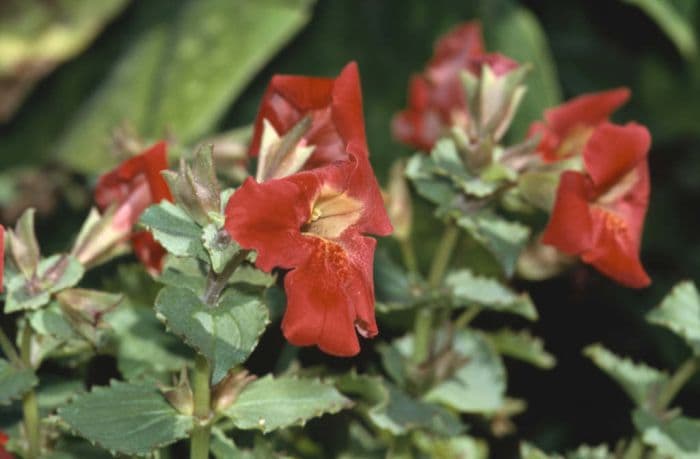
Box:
0;358;38;405
58;380;193;456
221;374;351;433
155;285;268;384
139;201;207;260
647;281;700;354
445;269;537;320
202;223;241;274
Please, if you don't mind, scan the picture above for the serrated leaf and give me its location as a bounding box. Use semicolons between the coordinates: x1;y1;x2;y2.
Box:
488;328;556;369
622;0;697;60
520;442;560;459
445;269;537;320
425;330;506;413
222;375;351;433
106;301;192;381
405;154;458;208
566;444;612;459
58;380;193;456
633;409;700;459
155;285;268;384
140;201;206;259
56;0;315;173
457;212;530;277
413;432;489;459
647;281;700;354
0;359;38;405
583;344;668;407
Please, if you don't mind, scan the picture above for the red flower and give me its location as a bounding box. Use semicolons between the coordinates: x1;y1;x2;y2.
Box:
226;146;391;356
249;62;366;171
0;432;14;459
393;21;519;151
542;122;651;288
94;141;172;274
529;88;630;162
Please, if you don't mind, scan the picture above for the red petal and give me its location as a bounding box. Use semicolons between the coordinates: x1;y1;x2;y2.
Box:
344;144;393;236
582;208;650;288
584;122;651;192
545;88;630;134
330;62;367;151
224;175;320;272
429;21;485;70
281;234;377;356
131;231;167;276
541;171;595;255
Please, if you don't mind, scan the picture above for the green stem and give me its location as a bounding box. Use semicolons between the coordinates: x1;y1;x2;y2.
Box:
0;326;22;366
202;250;249;305
657;355;700;410
398;238;419;276
191;354;212;459
621;437;645;459
427;223;460;288
20;325;40;459
411;309;432;364
454;307;481;330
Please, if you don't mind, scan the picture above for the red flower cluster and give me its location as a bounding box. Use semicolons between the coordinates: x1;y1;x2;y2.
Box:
0;432;14;459
392;21;518;151
226;63;392;356
528;88;630;162
94;141;173;274
541;122;651;288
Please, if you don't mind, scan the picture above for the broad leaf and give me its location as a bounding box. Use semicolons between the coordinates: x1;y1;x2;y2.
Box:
425;330;506;413
488;328;556;369
445;269;537;320
222;375;351;433
336;372;463;436
140;202;206;259
633;409;700;459
56;0;315;173
647;281;700;354
0;359;38;405
584;344;668;407
58;380;193;456
155;285;268;384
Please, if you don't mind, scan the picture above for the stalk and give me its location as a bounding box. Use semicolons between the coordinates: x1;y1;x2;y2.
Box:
190;355;212;459
0;326;21;366
657;355;700;410
20;325;40;459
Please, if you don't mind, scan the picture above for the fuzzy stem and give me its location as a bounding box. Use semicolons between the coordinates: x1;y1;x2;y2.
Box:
202;250;249;306
20;325;40;459
427;223;460;289
190;354;212;459
398;238;419;276
454;307;481;330
0;326;21;366
657;355;700;410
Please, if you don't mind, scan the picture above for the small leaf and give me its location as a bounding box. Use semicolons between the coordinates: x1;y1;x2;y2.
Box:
58;380;193;456
0;359;38;405
29;303;80;342
583;344;668;407
222;375;351;433
566;444;612;459
155;285;268;384
202;223;241;274
140;201;206;259
633;409;700;459
405;154;459;208
413;432;489;459
424;330;506;413
520;442;559;459
647;281;700;354
622;0;697;60
457;212;531;277
488;328;556;369
445;269;537;320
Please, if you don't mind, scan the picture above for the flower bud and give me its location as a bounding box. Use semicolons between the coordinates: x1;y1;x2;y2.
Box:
211;369;256;413
160;368;194;416
7;208;40;279
385;160;413;242
70;207;130;269
255;116;314;182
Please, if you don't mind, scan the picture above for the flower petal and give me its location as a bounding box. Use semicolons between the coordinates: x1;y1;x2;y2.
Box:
344;144;393;236
584;122;651;192
541;171;595;255
131;231;167;276
545;88;630;134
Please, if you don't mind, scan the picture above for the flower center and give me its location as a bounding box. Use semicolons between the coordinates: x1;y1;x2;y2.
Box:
555;124;593;159
302;187;363;239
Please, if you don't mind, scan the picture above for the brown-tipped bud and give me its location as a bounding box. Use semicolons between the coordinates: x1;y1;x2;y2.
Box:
71;207;130;269
385;160;413;242
8;208;40;279
161;368;194;416
255;116;315;182
56;288;122;326
517;236;575;281
162;146;221;226
211;369;256;413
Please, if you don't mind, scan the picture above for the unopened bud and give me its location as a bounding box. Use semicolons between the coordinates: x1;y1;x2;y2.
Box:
256;116;315;182
7;208;40;279
385;160;413;241
211;369;256;413
161;368;194;416
517;236;575;281
71;207;130;269
56;288;122;326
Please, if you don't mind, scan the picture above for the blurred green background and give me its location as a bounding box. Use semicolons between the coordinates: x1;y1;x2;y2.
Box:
1;0;700;455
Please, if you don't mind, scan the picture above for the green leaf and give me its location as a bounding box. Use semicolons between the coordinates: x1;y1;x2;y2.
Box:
58;380;193;456
155;285;268;384
222;375;351;433
0;359;38;405
424;330;506;413
202;224;241;274
583;344;669;407
633;409;700;459
457;212;531;277
431;139;498;197
520;442;559;459
139;201;206;259
485;2;561;140
622;0;697;60
56;0;315;173
29;303;80;342
405;154;458;209
566;444;612;459
336;372;463;436
647;281;700;354
488;328;556;369
445;269;538;320
106;301;192;381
